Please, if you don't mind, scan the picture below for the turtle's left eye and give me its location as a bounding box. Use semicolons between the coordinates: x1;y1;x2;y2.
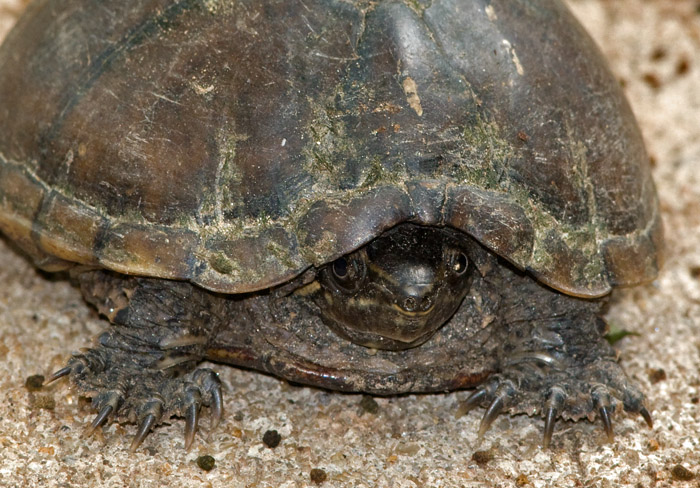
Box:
453;253;468;275
446;250;468;276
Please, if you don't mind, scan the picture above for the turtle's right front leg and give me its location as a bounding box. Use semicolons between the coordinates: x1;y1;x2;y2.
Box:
47;270;225;451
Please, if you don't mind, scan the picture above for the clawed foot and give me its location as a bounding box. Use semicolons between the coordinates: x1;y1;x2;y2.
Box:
458;359;653;447
47;354;223;451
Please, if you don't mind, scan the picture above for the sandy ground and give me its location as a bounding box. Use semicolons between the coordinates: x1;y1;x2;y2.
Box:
0;1;699;487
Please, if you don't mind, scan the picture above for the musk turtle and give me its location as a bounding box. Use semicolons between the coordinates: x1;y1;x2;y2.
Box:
0;0;661;450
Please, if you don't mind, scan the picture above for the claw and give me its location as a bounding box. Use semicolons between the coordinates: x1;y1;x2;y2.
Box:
130;414;157;452
542;388;565;449
84;391;123;438
477;396;504;439
130;400;163;452
640;407;653;429
85;405;113;438
543;406;557;449
592;386;615;442
210;384;223;430
598;405;614;442
45;366;71;385
184;402;200;450
458;389;487;418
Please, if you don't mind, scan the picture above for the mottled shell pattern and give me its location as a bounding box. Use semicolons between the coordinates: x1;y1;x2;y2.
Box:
0;0;661;297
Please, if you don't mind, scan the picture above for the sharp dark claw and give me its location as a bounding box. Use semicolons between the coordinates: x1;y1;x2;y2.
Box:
45;366;71;385
478;396;504;439
85;405;113;438
543;406;557;449
458;389;487;417
130;414;157;452
210;385;223;430
598;405;614;442
184;403;200;450
640;407;653;429
542;387;565;449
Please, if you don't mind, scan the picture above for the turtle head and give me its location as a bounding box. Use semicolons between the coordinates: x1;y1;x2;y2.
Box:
315;224;473;350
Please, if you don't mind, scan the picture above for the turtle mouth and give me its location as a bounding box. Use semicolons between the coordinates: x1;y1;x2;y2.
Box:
391;303;435;317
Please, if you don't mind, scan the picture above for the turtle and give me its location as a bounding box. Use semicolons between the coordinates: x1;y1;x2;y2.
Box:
0;0;662;451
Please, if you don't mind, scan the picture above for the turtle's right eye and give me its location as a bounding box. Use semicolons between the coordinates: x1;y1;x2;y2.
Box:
326;254;366;293
332;257;348;279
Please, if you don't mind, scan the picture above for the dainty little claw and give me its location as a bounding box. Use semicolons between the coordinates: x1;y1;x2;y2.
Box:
183;386;202;450
640;407;653;429
457;389;487;418
598;405;614;442
85;405;113;438
477;395;504;439
184;403;200;450
129;400;164;452
210;384;223;430
130;413;157;452
45;366;72;385
542;387;565;449
542;406;557;449
84;390;123;437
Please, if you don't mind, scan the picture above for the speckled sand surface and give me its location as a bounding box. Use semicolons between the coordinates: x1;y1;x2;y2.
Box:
0;1;699;487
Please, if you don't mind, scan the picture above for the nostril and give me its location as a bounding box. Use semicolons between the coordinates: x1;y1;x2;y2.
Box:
402;296;418;312
401;296;434;313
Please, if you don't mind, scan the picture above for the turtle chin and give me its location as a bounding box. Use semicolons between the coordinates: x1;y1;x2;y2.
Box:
316;295;461;351
323;315;442;351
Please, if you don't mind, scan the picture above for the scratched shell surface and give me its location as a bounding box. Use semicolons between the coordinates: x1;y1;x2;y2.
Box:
0;0;661;296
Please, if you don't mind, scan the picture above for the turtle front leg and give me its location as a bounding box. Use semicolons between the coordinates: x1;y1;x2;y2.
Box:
460;281;651;447
47;270;224;451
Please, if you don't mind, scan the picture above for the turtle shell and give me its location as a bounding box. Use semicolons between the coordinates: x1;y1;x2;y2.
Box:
0;0;661;297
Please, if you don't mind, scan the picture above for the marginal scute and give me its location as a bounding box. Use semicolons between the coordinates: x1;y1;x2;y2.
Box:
35;190;105;264
602;205;664;288
529;228;609;298
296;186;413;266
97;223;199;282
444;185;535;269
196;224;306;292
0;157;48;263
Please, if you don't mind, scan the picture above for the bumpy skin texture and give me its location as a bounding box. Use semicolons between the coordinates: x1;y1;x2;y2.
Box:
61;235;648;449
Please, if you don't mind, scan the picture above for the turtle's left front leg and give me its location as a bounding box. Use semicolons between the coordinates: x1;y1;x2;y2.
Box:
47;270;225;451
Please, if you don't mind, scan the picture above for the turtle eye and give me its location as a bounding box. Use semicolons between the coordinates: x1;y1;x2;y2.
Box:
448;251;469;276
332;256;348;279
327;254;366;292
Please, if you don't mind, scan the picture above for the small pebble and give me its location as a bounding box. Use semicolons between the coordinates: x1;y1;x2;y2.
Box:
196;455;216;471
671;464;694;481
515;473;530;486
359;396;379;415
471;450;494;465
24;375;44;392
262;429;282;448
310;468;327;484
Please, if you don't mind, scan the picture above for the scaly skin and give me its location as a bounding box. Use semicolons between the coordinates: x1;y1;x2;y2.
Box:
48;241;651;451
